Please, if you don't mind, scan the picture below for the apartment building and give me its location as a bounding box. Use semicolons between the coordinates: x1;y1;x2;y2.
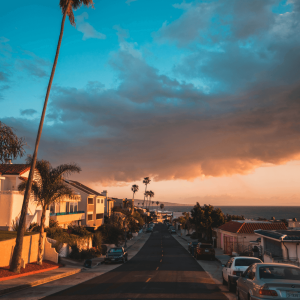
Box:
65;180;105;228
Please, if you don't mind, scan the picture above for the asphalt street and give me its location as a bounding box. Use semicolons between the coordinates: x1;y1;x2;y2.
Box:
43;223;227;300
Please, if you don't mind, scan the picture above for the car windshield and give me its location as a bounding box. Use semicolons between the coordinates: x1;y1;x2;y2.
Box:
259;266;300;280
235;258;261;266
192;242;199;245
108;248;123;253
200;244;212;249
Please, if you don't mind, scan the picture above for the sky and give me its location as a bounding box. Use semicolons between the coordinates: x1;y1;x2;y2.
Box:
1;0;300;205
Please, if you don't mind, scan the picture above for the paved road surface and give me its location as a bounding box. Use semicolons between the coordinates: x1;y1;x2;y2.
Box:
43;224;227;299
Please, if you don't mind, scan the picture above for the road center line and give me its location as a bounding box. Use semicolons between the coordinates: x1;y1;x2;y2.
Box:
156;267;159;270
146;278;151;282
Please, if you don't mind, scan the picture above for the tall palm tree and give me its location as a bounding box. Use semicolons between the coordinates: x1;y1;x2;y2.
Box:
131;184;139;199
18;157;81;265
143;177;150;207
160;203;164;211
156;201;159;211
148;191;154;210
10;0;95;273
144;191;150;210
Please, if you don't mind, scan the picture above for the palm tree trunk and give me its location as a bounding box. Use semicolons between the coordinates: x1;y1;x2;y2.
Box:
10;5;69;273
37;206;46;265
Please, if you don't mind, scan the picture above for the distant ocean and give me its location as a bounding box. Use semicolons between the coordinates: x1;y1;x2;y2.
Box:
163;206;300;220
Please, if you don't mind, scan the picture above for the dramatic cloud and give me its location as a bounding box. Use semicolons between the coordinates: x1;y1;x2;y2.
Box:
76;12;106;40
3;0;300;186
20;109;37;116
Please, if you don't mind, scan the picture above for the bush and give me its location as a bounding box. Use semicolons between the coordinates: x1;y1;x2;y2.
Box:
101;244;108;255
93;232;102;253
69;245;97;260
49;219;59;228
29;222;40;232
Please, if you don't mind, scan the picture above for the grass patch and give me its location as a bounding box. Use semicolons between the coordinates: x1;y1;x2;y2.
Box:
0;231;38;242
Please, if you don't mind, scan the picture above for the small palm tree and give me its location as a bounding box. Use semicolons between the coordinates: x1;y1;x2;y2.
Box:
131;184;139;199
148;191;154;210
156;201;159;211
144;191;150;209
143;177;150;207
11;0;95;273
18;157;81;265
160;203;164;211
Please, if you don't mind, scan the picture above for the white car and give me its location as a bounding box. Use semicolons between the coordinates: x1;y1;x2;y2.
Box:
236;263;300;300
222;256;262;291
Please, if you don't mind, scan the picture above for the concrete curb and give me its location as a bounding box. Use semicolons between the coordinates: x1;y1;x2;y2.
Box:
0;268;81;296
0;266;60;282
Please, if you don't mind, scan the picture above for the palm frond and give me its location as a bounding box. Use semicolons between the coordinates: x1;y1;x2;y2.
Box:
59;0;94;26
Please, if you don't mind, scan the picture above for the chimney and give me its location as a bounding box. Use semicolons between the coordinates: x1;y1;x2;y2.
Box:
102;190;107;197
4;159;12;164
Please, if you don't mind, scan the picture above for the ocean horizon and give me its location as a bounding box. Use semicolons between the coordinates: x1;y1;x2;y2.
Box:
161;206;300;221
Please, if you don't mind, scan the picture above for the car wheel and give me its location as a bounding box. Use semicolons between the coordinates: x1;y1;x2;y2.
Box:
228;278;234;292
222;274;226;285
248;294;252;300
122;257;125;263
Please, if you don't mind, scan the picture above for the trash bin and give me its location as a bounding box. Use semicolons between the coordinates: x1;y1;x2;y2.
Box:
84;259;92;268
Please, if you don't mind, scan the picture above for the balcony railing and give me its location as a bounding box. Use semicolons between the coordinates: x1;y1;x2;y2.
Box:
50;211;85;217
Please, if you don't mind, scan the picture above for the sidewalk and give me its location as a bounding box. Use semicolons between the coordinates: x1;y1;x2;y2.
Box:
0;266;81;296
0;232;150;299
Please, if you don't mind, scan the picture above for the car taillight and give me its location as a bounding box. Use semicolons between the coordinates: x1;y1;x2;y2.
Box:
259;289;278;296
232;271;237;275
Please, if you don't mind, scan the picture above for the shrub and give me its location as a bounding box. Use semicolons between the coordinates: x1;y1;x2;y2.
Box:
69;245;97;260
93;232;102;253
49;219;59;228
29;222;40;232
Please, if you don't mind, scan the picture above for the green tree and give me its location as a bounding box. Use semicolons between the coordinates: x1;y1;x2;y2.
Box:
18;157;81;265
0;121;25;163
10;0;94;273
191;203;225;241
160;203;164;211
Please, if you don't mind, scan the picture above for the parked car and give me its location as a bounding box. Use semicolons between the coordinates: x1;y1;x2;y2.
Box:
236;263;300;299
188;241;200;255
222;256;262;291
104;247;128;264
146;227;153;233
194;243;215;260
170;227;176;234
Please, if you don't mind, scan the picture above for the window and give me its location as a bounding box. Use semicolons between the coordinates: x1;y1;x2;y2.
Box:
88;214;93;221
235;258;261;267
101;199;103;204
88;198;93;204
96;213;104;219
97;199;100;204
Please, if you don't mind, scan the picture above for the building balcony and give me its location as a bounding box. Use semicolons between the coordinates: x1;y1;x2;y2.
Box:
50;211;85;223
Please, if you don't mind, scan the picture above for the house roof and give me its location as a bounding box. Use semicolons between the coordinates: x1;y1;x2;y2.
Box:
217;221;287;234
65;180;104;196
0;164;31;175
255;229;300;241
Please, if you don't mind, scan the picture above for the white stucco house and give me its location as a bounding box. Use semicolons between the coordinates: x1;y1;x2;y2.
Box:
255;229;300;266
0;164;50;230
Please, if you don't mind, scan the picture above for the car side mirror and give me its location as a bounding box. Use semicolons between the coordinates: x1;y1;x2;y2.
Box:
241;272;245;278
